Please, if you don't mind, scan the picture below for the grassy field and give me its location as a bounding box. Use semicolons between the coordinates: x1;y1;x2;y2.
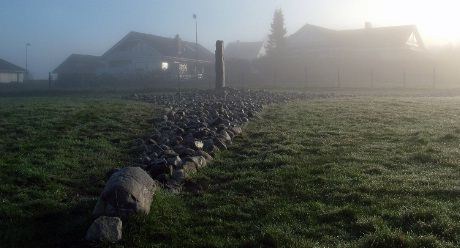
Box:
0;96;157;247
2;94;460;247
123;96;460;247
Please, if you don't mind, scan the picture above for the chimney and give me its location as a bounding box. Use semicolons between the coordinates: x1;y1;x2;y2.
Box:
174;34;182;56
365;22;372;29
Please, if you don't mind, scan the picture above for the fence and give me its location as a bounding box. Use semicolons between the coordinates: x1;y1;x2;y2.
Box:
225;57;460;89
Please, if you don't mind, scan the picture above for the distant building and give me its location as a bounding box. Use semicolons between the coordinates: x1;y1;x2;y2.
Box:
226;23;428;86
225;41;264;60
53;31;214;82
0;58;26;83
227;23;425;61
53;54;104;82
286;23;425;59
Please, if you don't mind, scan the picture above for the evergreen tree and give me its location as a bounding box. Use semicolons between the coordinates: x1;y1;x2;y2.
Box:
265;9;287;57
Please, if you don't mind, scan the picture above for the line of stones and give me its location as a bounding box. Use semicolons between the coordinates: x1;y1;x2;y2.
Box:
84;88;326;244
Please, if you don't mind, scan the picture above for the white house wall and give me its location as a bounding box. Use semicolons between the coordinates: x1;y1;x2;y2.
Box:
0;72;23;83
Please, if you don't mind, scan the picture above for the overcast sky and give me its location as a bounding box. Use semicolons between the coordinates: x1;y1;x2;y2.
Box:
1;0;459;79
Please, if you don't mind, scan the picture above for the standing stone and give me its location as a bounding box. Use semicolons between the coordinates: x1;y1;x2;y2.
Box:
93;167;157;217
85;216;122;243
215;40;225;89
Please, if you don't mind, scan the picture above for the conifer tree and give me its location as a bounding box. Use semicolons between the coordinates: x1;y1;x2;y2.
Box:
265;9;287;57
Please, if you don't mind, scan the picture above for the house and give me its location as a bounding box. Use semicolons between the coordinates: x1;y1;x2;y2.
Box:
279;23;429;85
286;23;425;59
227;23;425;61
0;58;26;83
54;31;214;82
226;23;428;86
225;41;264;60
53;54;104;82
100;32;213;79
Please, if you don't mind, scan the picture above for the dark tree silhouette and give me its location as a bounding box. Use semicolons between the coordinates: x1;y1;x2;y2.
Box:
265;9;287;57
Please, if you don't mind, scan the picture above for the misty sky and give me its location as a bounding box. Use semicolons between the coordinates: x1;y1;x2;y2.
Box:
1;0;459;79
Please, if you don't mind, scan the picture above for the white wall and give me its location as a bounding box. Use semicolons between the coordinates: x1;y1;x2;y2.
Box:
0;72;23;83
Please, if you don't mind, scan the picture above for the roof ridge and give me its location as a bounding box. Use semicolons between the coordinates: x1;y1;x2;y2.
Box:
0;58;25;71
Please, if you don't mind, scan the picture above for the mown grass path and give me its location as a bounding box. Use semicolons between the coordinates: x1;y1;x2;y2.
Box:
0;97;157;247
125;97;460;248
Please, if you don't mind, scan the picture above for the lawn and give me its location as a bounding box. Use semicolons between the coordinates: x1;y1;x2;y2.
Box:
0;96;157;247
2;94;460;247
123;96;460;248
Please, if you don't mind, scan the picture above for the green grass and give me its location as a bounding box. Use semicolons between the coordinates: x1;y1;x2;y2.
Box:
3;95;460;247
0;97;157;247
122;97;460;247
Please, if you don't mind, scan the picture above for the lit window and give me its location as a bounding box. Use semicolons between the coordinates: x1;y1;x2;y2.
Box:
161;62;169;71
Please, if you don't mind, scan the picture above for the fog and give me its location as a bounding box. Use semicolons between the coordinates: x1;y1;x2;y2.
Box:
1;0;460;88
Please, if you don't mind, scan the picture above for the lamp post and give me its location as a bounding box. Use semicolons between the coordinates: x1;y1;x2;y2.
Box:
25;43;31;81
193;14;198;79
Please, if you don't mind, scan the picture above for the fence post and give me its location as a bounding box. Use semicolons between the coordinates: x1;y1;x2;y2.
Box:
337;67;341;88
215;40;225;89
304;65;308;87
48;72;52;89
177;71;181;95
433;66;436;89
403;69;407;89
370;68;374;88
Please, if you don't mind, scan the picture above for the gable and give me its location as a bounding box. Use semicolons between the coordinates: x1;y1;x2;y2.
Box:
0;58;25;72
53;54;103;74
103;32;214;62
103;36;162;61
287;24;425;51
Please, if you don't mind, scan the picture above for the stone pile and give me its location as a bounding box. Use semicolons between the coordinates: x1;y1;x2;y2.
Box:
131;88;320;189
85;88;327;243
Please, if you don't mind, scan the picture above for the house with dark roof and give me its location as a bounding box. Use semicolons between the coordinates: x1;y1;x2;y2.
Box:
53;31;214;82
53;54;105;76
0;58;26;83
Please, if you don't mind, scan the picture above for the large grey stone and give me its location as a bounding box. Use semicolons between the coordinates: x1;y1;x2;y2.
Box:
85;216;122;243
93;167;157;217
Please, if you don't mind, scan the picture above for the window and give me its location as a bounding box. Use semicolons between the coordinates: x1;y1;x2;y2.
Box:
179;64;187;74
161;62;169;71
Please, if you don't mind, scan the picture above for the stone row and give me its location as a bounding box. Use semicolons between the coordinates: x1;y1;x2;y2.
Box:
85;88;329;243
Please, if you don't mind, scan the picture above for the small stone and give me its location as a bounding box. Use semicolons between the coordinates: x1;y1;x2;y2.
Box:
182;161;198;175
219;131;232;142
175;145;196;156
213;138;227;150
163;149;179;158
203;139;215;152
167;156;183;169
85;216;122;243
149;163;173;178
193;140;204;150
185;156;207;169
172;169;186;183
196;150;213;161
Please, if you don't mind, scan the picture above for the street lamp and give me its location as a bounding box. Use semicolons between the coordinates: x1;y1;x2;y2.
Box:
25;43;31;80
193;14;198;79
